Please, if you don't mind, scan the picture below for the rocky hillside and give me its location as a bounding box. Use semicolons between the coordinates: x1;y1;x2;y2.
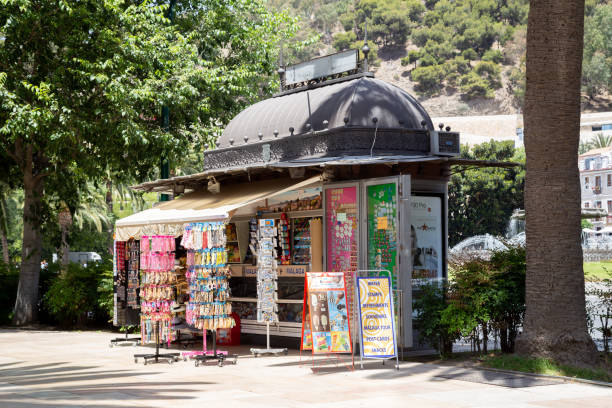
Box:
268;0;612;116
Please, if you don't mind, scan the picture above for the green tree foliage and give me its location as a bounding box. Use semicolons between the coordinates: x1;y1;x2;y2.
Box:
583;3;611;99
353;0;420;46
413;281;459;357
333;31;357;51
482;49;504;63
445;246;526;353
401;49;422;69
0;0;294;324
448;141;525;247
415;246;526;355
43;258;113;327
411;64;445;94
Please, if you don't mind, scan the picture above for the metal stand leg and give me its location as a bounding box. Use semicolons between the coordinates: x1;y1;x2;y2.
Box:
250;322;288;357
110;329;140;347
134;321;180;365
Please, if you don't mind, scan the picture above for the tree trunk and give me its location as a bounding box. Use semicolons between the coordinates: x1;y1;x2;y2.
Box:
12;159;43;326
0;229;9;265
516;0;598;365
60;224;70;268
0;192;10;264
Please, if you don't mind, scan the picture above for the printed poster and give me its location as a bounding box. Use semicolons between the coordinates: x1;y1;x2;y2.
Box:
366;183;398;287
325;186;358;331
411;196;443;284
300;277;312;350
357;277;397;359
307;272;352;354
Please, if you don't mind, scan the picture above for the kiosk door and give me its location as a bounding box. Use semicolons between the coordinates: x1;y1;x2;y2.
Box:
361;176;413;347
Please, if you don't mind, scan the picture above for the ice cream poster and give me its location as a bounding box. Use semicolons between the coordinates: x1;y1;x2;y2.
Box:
306;272;352;354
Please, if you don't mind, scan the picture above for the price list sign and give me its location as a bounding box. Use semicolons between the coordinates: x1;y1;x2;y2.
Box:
357;276;397;359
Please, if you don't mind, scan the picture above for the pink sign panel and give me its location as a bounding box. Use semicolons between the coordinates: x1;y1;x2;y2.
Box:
325;186;358;326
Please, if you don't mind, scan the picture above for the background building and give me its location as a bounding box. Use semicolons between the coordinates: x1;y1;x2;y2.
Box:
579;146;612;230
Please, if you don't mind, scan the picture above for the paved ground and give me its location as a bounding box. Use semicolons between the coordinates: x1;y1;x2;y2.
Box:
0;329;610;408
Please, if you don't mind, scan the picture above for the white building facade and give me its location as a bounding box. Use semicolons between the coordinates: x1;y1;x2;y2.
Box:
579;146;612;230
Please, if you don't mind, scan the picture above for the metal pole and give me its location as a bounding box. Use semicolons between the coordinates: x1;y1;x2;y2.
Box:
160;0;176;202
266;322;270;350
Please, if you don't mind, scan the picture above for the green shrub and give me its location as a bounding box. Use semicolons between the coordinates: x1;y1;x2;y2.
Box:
352;40;380;67
419;53;437;67
411;64;445;94
461;48;478;61
43;258;113;327
415;246;526;355
474;60;502;88
443;56;471;76
459;71;494;98
482;49;504;63
413;281;459;357
333;31;357;52
0;262;19;324
424;39;455;62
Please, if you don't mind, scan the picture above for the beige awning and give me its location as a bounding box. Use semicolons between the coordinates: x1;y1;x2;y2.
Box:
114;176;320;240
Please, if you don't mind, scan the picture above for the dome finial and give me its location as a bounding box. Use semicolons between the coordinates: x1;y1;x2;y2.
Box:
362;21;370;73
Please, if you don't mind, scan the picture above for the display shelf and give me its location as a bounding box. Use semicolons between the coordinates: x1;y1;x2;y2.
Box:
229;297;302;304
241;320;302;338
291;217;311;265
232;209;323;222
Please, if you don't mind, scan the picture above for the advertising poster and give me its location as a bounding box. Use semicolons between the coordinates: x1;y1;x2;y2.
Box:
306;272;352;354
357;277;397;358
411;196;443;284
300;277;312;350
325;186;358;327
366;183;398;287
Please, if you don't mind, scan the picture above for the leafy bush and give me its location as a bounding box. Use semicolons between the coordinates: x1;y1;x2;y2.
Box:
459;71;494;99
482;49;504;63
0;262;19;324
419;53;437;67
474;61;502;88
411;64;445;94
443;56;471;76
401;49;421;68
333;31;357;52
352;40;380;67
415;246;526;356
461;48;478;61
413;281;459;357
43;258;113;327
424;39;455;62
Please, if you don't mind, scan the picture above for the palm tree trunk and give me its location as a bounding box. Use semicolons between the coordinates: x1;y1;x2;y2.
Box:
12;147;43;326
516;0;598;365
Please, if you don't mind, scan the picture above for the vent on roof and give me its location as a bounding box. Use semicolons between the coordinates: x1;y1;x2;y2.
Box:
430;131;460;157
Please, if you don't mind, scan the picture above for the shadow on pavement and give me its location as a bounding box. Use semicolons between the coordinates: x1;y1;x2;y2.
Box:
0;360;216;408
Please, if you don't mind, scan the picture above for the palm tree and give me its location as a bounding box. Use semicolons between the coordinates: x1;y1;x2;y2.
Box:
59;185;113;267
517;1;598;364
590;133;612;149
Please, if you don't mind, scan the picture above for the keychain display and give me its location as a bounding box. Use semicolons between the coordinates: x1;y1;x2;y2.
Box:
257;219;279;323
184;222;235;331
126;240;140;308
139;235;176;344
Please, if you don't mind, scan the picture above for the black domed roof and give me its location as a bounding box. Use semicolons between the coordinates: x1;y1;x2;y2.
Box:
217;76;433;149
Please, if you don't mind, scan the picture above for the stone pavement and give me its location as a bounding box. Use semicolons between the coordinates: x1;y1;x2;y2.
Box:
0;329;610;408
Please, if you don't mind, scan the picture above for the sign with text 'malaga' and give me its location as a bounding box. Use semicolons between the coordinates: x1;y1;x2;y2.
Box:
357;276;397;359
